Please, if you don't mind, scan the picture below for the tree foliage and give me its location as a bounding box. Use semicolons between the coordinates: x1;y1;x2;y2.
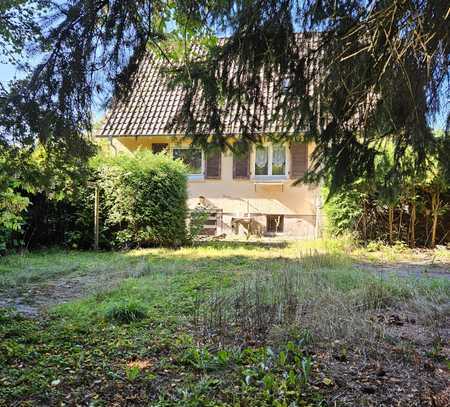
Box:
0;0;175;157
325;137;449;247
0;0;448;195
0;0;44;64
165;0;449;193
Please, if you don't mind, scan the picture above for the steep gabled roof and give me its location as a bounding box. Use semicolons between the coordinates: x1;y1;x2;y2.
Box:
98;44;311;137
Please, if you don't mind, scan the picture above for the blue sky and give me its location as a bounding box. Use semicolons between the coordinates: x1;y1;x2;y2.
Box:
0;61;447;130
0;63;21;83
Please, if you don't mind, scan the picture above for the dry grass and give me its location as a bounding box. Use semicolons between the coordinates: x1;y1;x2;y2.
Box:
196;252;449;352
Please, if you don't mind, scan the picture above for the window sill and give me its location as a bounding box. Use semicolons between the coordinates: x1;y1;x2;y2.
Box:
253;175;288;182
188;174;205;182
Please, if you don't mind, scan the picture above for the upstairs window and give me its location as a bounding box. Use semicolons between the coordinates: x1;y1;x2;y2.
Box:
255;144;286;177
272;145;286;175
255;146;269;175
173;148;202;175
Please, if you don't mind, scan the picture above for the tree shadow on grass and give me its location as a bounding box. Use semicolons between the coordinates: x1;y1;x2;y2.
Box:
194;240;290;250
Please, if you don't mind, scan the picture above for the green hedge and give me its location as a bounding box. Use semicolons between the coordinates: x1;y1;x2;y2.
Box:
94;151;188;248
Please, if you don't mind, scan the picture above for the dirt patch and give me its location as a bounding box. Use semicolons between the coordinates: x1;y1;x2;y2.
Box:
315;310;450;406
355;261;450;280
0;272;126;317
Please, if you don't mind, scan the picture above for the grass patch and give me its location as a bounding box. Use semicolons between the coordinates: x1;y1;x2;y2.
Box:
104;299;147;324
0;240;449;406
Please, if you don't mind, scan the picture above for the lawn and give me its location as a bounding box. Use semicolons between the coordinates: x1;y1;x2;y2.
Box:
0;240;449;406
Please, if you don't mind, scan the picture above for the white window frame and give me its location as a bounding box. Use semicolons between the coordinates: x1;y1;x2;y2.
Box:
253;143;288;180
171;145;205;181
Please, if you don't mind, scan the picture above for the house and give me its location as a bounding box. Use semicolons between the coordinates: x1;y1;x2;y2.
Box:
98;52;322;238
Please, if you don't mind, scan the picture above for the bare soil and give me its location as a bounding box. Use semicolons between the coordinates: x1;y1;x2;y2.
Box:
316;311;450;406
0;272;125;316
356;262;450;280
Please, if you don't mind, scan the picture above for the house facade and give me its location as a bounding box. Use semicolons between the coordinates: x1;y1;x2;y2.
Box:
98;53;322;238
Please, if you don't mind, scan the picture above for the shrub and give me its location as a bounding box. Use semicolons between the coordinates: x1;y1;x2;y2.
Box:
94;150;188;248
324;188;364;237
0;186;29;253
0;149;32;252
187;206;210;242
1;143;95;252
104;299;147;323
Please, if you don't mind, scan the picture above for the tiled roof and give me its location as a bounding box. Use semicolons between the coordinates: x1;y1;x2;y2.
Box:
98;49;293;138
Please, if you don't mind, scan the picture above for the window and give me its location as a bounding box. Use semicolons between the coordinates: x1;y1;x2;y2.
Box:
255;146;269;175
254;144;286;177
272;145;286;175
173;148;202;175
267;215;284;233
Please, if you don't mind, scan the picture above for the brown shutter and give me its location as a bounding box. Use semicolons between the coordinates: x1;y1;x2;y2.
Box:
233;151;250;179
291;143;308;178
205;151;221;179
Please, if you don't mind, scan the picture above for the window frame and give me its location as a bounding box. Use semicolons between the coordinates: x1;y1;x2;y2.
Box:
171;145;204;180
253;143;288;180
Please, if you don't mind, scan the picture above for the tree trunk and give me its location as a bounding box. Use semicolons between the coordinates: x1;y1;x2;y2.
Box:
410;201;416;248
362;200;367;241
430;191;440;248
388;206;394;244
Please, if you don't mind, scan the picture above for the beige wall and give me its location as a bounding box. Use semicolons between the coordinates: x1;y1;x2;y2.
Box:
107;136;321;236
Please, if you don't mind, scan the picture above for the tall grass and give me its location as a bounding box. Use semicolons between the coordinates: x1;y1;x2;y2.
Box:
197;253;450;349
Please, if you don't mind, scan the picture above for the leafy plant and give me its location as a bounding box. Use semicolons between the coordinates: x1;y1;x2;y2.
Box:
300;355;312;385
125;366;141;381
186;206;209;242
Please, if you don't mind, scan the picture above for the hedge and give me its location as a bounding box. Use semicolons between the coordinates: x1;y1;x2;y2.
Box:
94;151;188;248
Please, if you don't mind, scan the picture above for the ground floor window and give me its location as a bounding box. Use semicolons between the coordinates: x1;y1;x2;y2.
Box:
266;215;284;233
173;148;202;174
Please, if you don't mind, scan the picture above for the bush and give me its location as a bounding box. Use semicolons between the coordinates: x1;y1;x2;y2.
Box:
95;150;188;248
104;299;147;324
324;188;364;237
0;147;188;252
0;143;96;252
187;206;210;242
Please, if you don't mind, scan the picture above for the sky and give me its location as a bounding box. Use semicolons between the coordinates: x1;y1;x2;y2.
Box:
0;63;21;83
0;62;106;120
0;60;447;130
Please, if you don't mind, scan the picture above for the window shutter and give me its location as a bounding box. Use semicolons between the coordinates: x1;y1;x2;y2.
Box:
290;143;308;178
233;151;250;179
205;151;221;179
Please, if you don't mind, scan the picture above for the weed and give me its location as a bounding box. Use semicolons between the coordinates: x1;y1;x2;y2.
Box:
125;366;141;381
426;336;445;361
104;299;147;323
301;355;312;384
